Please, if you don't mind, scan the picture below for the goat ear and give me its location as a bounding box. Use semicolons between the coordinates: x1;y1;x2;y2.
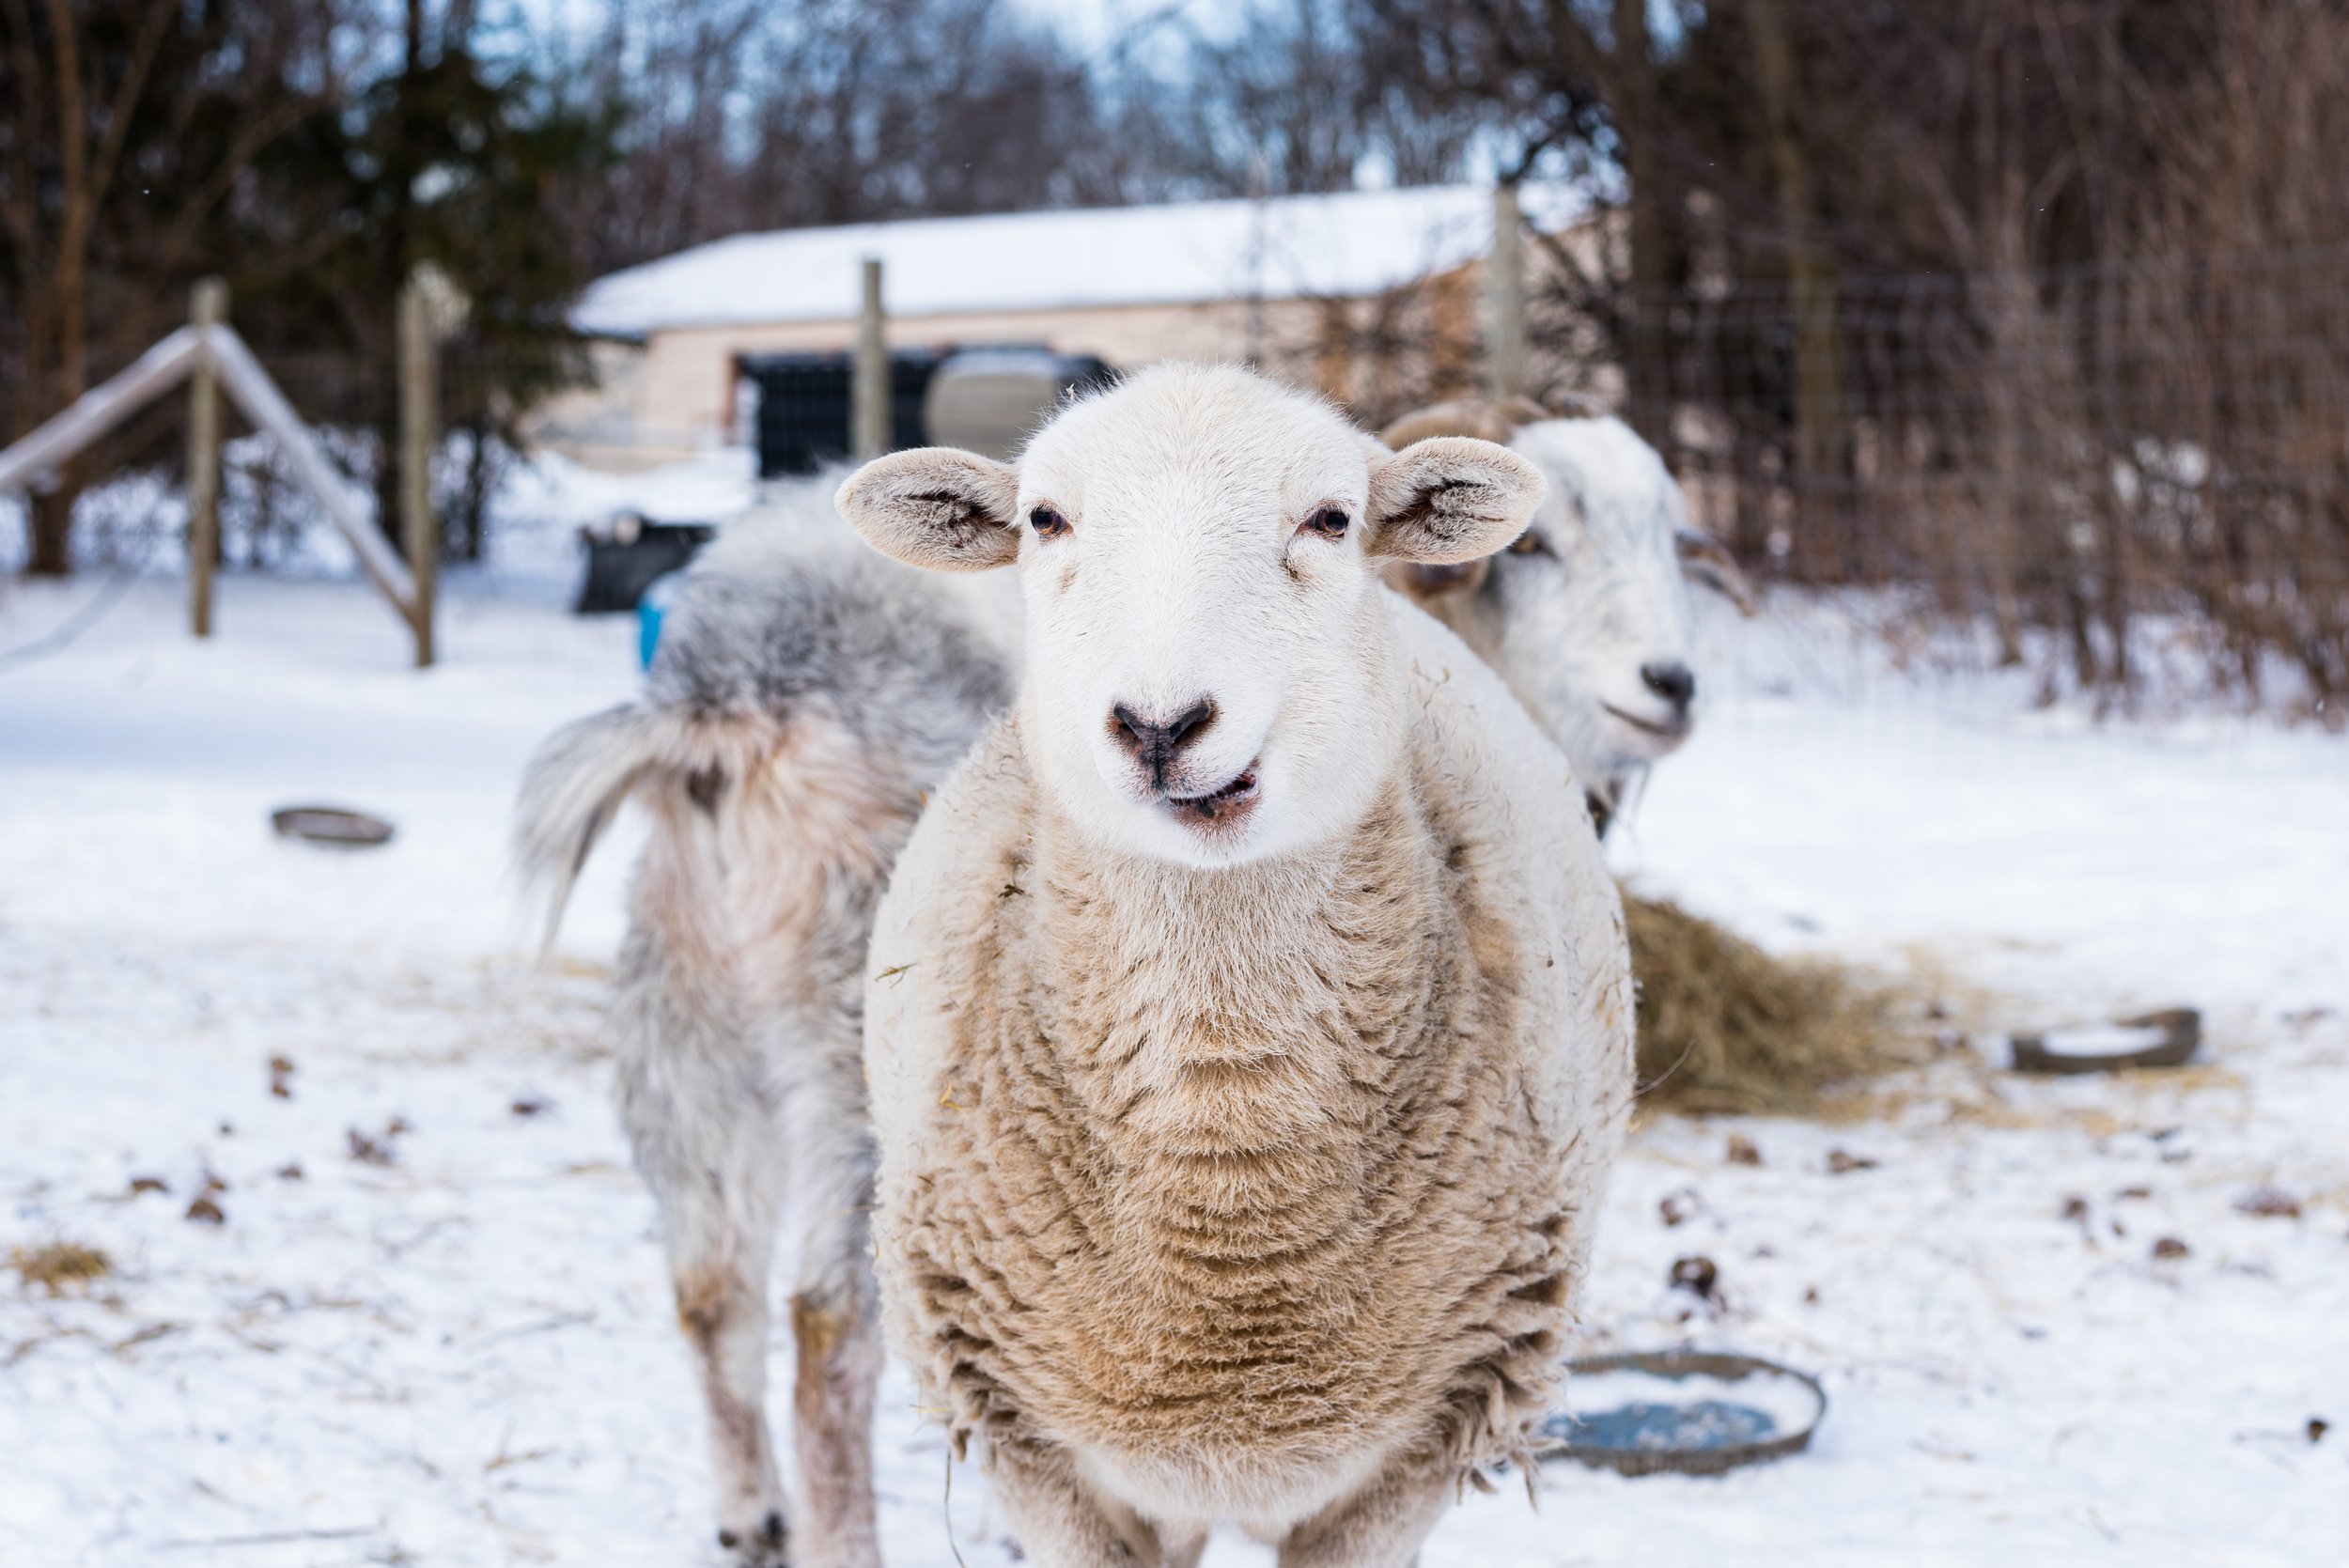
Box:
1379;399;1518;447
1675;529;1759;615
1380;556;1491;605
1365;437;1546;565
835;448;1022;572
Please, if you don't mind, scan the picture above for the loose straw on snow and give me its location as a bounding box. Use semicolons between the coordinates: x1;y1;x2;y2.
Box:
1625;891;1920;1115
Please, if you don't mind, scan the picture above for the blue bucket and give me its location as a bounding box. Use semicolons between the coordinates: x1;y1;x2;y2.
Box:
638;570;684;671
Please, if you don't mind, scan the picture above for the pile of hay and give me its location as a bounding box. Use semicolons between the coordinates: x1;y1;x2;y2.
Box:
1626;891;1917;1115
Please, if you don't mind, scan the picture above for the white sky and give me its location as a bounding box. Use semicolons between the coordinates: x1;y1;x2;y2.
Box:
1007;0;1247;54
506;0;1246;64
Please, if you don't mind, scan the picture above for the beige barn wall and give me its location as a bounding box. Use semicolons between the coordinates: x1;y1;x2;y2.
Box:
530;297;1331;470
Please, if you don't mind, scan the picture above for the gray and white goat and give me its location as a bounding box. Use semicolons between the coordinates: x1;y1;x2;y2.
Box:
1381;396;1754;831
514;486;1018;1568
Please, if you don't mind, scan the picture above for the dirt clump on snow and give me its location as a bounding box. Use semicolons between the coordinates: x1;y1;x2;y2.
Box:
1668;1254;1720;1302
1626;892;1920;1115
9;1241;113;1294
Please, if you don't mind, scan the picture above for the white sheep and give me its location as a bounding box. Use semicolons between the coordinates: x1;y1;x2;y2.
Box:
845;364;1633;1566
1380;397;1754;831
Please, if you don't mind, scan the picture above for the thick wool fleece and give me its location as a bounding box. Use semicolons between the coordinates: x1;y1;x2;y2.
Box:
864;598;1632;1525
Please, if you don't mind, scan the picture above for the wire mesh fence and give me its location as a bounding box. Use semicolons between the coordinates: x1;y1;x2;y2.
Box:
1528;246;2349;716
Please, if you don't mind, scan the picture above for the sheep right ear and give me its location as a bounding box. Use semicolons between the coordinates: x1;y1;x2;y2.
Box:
1366;437;1547;565
835;448;1022;572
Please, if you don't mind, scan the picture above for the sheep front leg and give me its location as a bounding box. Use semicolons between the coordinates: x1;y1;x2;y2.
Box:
1274;1452;1451;1568
987;1439;1206;1568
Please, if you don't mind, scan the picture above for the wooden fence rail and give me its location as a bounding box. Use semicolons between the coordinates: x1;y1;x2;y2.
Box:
0;278;435;666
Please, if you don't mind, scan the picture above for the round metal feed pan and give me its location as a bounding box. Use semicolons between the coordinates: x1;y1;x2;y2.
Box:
270;805;396;848
2010;1007;2200;1074
1540;1349;1826;1477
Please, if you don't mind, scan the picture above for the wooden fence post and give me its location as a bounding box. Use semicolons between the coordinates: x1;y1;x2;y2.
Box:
187;278;226;638
398;276;437;668
852;256;888;460
1486;182;1527;403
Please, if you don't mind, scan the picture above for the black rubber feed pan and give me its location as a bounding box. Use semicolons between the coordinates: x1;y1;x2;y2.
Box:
1540;1350;1826;1477
2010;1007;2201;1074
271;805;396;848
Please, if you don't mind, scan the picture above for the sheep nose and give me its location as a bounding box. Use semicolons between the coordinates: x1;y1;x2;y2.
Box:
1110;699;1217;789
1641;660;1696;712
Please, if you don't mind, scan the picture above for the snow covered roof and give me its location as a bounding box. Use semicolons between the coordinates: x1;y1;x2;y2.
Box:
572;182;1588;338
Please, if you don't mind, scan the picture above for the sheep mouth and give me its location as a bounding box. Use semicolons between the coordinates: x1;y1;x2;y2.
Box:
1601;703;1691;742
1164;764;1260;826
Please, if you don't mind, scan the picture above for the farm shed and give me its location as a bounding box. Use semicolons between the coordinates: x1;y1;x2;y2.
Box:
535;182;1594;471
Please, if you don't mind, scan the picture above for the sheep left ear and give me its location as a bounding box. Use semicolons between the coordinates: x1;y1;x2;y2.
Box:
1675;529;1759;615
1365;437;1547;565
835;447;1022;572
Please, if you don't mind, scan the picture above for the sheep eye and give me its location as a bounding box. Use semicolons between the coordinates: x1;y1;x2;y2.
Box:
1508;529;1554;557
1028;505;1069;539
1302;506;1350;539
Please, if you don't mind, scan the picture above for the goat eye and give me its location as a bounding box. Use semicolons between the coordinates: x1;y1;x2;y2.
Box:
1508;530;1553;557
1302;506;1350;539
1028;505;1068;539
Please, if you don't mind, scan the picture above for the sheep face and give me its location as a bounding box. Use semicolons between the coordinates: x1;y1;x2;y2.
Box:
1398;414;1750;817
838;363;1544;868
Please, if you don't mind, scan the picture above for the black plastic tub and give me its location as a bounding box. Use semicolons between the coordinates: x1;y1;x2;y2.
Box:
2009;1008;2201;1074
578;520;714;613
271;806;395;848
1540;1349;1827;1477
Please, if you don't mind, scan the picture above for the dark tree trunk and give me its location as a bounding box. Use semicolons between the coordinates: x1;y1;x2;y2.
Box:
26;481;77;576
1748;0;1851;580
1612;0;1673;453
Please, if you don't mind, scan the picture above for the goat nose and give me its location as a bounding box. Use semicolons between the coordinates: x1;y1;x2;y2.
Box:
1641;660;1696;710
1110;699;1217;785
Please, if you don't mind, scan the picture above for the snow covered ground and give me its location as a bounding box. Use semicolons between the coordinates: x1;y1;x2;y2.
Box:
1;565;2342;1568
